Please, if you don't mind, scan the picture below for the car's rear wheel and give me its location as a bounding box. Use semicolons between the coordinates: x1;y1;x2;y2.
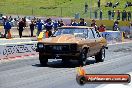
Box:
78;49;88;66
39;53;48;66
95;48;105;63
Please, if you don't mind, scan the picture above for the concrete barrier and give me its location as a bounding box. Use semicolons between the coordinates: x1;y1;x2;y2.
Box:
100;31;124;43
0;41;38;60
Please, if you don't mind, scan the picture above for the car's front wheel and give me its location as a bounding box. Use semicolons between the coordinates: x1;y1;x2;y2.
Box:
95;48;105;63
78;49;88;66
39;53;48;66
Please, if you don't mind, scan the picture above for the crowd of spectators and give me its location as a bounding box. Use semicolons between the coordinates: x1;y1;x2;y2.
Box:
2;16;107;38
125;1;132;8
108;10;131;21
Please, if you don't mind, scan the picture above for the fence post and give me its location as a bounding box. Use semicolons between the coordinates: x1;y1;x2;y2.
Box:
60;7;62;17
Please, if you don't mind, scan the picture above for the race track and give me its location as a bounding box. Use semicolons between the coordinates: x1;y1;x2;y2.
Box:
0;42;132;88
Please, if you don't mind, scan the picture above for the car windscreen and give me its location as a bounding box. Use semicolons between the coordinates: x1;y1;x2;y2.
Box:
53;28;88;38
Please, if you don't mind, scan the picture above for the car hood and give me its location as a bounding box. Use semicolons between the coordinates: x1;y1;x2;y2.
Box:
41;34;83;44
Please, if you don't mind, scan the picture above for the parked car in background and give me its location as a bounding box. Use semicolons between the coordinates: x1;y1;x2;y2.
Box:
36;26;108;66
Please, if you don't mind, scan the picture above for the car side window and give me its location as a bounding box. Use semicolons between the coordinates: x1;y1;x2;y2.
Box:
88;29;94;39
91;28;101;38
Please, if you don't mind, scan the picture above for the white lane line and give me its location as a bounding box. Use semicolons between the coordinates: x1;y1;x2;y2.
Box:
108;41;132;46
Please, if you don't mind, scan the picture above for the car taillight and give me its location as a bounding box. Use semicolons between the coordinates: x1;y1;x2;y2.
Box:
70;44;77;51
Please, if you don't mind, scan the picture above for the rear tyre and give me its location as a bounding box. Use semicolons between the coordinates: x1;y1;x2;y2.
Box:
95;48;105;63
39;53;48;66
78;49;87;66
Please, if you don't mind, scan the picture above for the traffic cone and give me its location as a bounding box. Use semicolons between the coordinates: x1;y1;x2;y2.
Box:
45;31;49;38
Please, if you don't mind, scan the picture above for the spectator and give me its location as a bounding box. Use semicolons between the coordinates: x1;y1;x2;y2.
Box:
113;20;119;31
58;19;65;27
122;10;125;21
91;19;98;29
36;19;44;36
125;1;129;8
124;10;127;21
94;10;98;19
4;19;12;38
108;10;111;20
14;18;17;27
9;16;13;22
53;20;58;31
128;11;131;21
98;24;106;32
100;10;103;20
85;2;88;13
125;1;132;8
98;0;101;8
113;2;119;8
111;10;115;20
128;22;132;38
117;10;120;20
105;2;112;7
30;20;35;37
71;20;78;26
130;22;132;37
22;17;26;27
18;19;25;38
45;18;53;37
79;18;87;26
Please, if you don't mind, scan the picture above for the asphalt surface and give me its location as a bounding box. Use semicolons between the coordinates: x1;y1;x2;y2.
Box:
0;42;132;88
0;38;34;44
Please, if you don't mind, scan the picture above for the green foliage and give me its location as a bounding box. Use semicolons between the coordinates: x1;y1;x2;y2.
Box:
0;0;131;18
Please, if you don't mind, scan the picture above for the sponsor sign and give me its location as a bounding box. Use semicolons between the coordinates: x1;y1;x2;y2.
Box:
0;42;37;59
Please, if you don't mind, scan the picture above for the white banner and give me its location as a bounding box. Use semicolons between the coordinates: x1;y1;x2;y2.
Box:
0;42;37;60
100;31;123;43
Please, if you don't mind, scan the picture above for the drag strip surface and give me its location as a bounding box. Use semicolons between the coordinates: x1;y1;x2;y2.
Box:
0;43;132;88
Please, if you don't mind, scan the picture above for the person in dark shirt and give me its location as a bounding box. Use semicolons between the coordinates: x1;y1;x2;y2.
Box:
58;19;65;27
111;10;115;20
45;18;53;37
71;20;78;26
85;2;88;13
117;10;120;20
30;20;35;37
100;10;103;20
108;10;111;20
113;20;119;31
128;11;131;21
22;17;26;27
18;19;25;38
98;0;101;8
79;18;87;26
91;19;98;30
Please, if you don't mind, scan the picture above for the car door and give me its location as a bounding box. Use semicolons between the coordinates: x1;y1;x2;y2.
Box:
86;28;97;56
91;28;102;54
